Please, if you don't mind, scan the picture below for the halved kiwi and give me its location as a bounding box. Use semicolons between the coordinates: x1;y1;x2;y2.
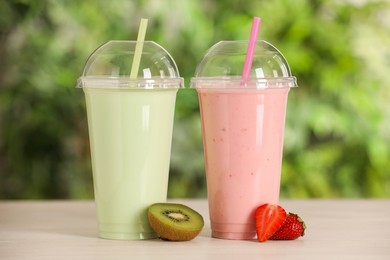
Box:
148;203;204;241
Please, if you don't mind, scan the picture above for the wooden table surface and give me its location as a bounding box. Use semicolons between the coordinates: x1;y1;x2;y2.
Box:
0;199;389;259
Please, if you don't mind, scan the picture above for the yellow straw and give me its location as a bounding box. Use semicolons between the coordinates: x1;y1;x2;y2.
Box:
130;18;148;79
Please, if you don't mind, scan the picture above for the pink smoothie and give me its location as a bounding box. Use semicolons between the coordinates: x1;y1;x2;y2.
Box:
197;87;290;240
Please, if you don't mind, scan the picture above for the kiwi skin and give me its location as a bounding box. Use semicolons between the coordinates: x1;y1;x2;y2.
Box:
148;203;204;241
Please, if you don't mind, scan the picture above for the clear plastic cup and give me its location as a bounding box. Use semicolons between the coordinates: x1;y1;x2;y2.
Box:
77;40;184;240
191;40;297;240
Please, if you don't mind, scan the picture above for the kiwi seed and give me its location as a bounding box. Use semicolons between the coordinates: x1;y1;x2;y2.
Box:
148;203;204;241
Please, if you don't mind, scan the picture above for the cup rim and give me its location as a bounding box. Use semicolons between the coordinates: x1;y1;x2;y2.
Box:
190;76;297;89
77;76;184;89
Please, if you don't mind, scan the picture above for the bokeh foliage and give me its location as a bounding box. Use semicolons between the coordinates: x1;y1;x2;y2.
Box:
0;0;389;199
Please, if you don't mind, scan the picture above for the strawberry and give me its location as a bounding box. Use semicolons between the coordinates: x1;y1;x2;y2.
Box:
255;204;287;242
269;213;306;240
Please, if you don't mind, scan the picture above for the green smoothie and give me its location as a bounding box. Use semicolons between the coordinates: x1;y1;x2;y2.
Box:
84;87;178;240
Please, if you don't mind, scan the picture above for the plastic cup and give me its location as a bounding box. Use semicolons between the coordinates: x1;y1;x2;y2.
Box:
77;41;184;240
191;40;297;240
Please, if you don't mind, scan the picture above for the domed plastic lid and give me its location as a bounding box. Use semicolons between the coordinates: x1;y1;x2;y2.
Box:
190;40;297;88
77;40;184;89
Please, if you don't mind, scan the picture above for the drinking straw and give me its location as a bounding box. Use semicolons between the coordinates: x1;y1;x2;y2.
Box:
130;18;148;79
242;16;261;81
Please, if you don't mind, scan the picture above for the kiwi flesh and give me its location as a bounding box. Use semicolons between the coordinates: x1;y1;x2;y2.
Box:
148;203;204;241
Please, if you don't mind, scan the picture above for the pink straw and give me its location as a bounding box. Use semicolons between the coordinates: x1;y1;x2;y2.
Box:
242;16;261;80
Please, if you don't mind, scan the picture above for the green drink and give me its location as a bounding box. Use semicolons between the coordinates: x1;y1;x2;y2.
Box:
78;41;183;240
85;88;177;239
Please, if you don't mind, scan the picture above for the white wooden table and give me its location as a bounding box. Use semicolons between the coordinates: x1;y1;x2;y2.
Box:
1;199;389;259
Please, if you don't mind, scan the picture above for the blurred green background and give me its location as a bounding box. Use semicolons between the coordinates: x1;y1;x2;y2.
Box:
1;0;389;199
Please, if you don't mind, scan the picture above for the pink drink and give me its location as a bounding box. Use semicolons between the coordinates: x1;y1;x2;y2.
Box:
197;87;290;240
192;40;297;240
